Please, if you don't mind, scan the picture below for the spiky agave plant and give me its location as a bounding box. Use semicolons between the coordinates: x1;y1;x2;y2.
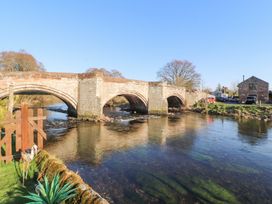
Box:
24;174;77;204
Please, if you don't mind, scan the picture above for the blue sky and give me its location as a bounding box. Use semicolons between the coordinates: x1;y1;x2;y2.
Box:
0;0;272;89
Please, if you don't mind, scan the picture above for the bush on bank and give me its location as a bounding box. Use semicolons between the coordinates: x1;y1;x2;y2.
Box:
192;102;272;121
0;150;108;204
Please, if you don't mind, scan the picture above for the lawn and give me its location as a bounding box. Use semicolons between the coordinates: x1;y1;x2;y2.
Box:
215;101;272;107
192;101;272;121
0;161;36;204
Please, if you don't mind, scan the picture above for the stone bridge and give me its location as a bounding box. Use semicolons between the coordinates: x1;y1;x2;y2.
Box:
0;72;207;119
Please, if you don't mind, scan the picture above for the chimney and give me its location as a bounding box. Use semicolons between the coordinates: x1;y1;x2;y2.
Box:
243;75;245;82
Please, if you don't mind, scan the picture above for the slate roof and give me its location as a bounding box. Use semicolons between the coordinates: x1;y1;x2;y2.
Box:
238;76;269;87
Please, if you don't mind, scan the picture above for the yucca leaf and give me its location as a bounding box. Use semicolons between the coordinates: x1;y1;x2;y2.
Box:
62;193;77;202
51;180;62;202
44;176;49;195
24;175;77;204
36;181;49;203
56;185;77;203
59;182;74;193
54;183;75;202
23;193;44;202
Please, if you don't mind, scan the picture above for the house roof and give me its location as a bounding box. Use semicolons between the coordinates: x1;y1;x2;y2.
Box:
238;76;269;87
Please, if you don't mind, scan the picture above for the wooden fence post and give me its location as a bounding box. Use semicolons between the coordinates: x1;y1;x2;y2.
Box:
21;104;29;151
5;126;12;162
0;104;47;162
8;84;14;114
16;111;22;152
37;108;44;148
28;109;34;146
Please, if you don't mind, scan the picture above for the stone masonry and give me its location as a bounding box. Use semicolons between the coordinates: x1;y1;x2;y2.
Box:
0;71;206;119
238;76;269;103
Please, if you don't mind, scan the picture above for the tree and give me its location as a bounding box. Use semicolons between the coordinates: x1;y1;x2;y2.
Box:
0;50;45;72
86;68;124;78
203;87;212;94
110;69;123;78
0;51;51;107
216;83;222;92
229;81;239;96
157;60;201;90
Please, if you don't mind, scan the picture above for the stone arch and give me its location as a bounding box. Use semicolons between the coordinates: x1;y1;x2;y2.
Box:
166;93;185;113
102;91;148;114
0;84;78;116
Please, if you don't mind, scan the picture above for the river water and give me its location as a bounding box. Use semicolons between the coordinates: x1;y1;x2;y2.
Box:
44;105;272;204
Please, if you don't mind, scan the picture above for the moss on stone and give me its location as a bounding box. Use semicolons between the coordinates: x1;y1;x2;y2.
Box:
35;150;108;204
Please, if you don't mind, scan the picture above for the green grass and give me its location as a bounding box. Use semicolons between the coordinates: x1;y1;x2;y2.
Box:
0;99;8;121
193;101;272;120
215;102;272;107
0;161;37;204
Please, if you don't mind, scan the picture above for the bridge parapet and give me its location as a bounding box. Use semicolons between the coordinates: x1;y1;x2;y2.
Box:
0;71;79;79
185;90;208;107
0;71;206;119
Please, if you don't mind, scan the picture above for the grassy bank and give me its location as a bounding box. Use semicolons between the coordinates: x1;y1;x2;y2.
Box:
0;150;108;204
0;161;37;204
192;102;272;121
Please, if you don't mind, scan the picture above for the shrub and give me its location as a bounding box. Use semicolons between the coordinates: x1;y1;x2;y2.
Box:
24;174;77;204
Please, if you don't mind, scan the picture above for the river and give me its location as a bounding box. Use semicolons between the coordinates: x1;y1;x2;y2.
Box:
44;104;272;204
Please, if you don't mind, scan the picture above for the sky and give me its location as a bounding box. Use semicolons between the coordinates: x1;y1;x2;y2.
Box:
0;0;272;89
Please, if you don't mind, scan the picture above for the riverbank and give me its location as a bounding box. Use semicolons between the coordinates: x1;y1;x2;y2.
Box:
0;150;108;204
0;161;37;203
35;150;108;204
191;102;272;121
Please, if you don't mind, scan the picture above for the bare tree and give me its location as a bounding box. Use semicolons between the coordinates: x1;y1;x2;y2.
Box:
229;81;239;96
216;83;222;92
86;68;124;78
0;50;45;72
203;87;212;94
110;69;123;78
157;60;201;90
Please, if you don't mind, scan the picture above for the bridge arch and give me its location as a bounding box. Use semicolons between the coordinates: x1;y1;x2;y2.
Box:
166;93;185;113
0;84;78;116
102;91;148;115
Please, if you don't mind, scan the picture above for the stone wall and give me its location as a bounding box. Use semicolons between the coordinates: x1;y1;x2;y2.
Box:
185;91;207;107
0;71;207;119
148;82;168;115
238;77;269;102
35;150;109;204
0;72;79;113
78;77;102;119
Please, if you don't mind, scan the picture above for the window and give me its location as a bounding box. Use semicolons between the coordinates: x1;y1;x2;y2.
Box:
249;83;257;90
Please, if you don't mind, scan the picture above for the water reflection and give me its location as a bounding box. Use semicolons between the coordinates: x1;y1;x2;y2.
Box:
46;114;206;164
238;119;271;145
45;110;272;204
46;103;68;121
